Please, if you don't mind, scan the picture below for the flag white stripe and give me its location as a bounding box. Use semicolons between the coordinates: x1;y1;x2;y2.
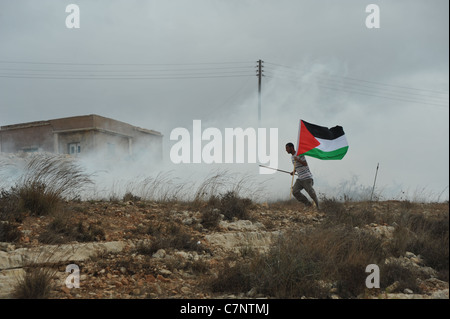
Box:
316;135;348;152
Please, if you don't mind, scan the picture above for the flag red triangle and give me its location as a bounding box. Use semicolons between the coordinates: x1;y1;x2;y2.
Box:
297;120;320;155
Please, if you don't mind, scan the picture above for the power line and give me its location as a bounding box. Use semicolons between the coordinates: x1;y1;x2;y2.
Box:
0;74;254;80
265;72;448;108
265;66;449;102
0;66;255;73
1;58;447;108
0;60;256;80
0;60;254;66
264;64;449;108
265;62;449;95
0;70;253;77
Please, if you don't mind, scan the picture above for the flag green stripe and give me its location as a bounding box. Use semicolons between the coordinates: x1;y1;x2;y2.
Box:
302;146;349;160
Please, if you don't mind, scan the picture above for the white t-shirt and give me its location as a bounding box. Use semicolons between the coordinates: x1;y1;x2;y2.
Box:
291;155;313;180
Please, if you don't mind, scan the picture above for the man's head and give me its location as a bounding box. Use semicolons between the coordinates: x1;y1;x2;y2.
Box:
285;142;295;155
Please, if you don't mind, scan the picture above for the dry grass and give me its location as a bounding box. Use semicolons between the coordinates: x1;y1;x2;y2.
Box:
12;266;56;299
0;221;22;242
208;224;385;298
136;221;203;255
39;211;105;245
1;154;93;217
208;198;448;298
387;210;449;281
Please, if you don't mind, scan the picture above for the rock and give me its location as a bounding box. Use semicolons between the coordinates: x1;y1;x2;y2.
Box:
174;251;189;260
430;289;449;299
246;287;258;297
384;256;437;279
219;220;264;231
405;251;416;258
61;286;71;295
157;274;170;282
181;286;191;294
159;269;172;276
404;288;414;294
0;241;127;271
369;225;395;239
410;256;424;266
0;243;15;252
152;249;166;259
145;275;156;283
386;281;400;293
423;278;449;290
204;231;279;252
132;288;141;295
182;217;198;225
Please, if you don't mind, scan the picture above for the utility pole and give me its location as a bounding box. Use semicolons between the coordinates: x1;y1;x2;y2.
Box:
256;59;264;126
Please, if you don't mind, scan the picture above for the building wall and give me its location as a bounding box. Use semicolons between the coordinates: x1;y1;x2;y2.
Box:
0;122;54;153
49;116;95;131
57;130;95;155
0;114;163;161
93;131;130;158
132;129;163;162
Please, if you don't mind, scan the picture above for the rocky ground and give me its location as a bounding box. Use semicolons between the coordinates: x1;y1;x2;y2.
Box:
0;199;449;300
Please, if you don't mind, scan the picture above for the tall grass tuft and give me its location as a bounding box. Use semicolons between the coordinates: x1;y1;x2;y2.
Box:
7;154;93;216
12;266;56;299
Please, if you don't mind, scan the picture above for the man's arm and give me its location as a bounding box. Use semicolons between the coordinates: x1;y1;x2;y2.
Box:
294;155;308;166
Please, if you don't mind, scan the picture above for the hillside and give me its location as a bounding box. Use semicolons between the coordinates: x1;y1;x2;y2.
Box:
1;195;448;300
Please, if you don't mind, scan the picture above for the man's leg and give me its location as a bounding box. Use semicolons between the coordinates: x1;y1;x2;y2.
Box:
292;179;312;206
302;179;320;209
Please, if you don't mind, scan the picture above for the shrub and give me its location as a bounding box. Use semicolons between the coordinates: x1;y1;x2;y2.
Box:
11;154;92;216
380;260;421;293
388;210;449;281
321;197;377;227
12;267;56;299
220;191;253;221
211;263;254;294
138;222;202;255
208;224;385;298
39;213;105;244
200;208;222;229
252;232;327;298
15;182;61;216
123;192;141;202
0;222;22;242
0;189;24;222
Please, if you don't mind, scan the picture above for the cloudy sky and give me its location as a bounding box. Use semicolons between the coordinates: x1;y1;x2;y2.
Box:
0;0;448;201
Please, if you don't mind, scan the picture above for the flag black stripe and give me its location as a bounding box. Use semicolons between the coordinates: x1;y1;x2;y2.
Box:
302;120;345;140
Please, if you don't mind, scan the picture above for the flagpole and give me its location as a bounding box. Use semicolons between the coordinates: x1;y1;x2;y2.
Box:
290;163;295;199
370;163;379;201
258;164;297;175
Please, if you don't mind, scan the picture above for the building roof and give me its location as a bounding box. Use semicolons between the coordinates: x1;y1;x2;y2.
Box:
0;114;163;137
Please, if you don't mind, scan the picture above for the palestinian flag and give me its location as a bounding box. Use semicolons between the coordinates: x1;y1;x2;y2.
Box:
296;120;348;160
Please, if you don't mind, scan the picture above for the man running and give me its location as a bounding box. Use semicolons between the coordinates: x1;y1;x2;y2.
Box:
285;142;320;209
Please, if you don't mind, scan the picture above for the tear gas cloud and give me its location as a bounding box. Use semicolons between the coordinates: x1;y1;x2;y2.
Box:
2;60;446;203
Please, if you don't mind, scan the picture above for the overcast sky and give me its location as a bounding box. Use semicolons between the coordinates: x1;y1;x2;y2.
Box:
0;0;448;202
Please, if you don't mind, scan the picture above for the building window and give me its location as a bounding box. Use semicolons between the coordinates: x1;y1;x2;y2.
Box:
68;143;81;155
